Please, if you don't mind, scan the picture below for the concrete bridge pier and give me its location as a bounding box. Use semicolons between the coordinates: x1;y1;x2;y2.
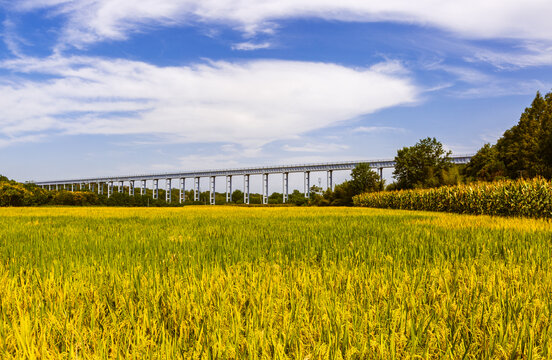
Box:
327;170;333;191
209;176;215;205
179;178;185;203
244;174;250;204
262;173;268;204
226;175;232;203
283;172;289;203
166;179;171;203
304;171;310;198
194;177;200;202
129;180;134;196
141;180;146;196
153;179;159;200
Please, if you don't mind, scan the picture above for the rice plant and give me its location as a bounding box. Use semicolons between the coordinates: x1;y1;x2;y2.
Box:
0;207;550;359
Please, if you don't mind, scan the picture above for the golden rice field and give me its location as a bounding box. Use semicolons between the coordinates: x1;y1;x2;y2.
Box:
0;207;551;359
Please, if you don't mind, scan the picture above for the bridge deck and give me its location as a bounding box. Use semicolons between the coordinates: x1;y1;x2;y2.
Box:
34;155;472;185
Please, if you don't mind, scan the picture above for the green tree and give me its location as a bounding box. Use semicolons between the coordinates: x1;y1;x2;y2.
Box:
468;91;552;180
495;91;552;178
350;163;383;196
393;137;452;189
268;192;283;204
464;143;506;181
320;181;354;206
288;190;308;206
0;183;27;206
495;93;545;178
231;190;244;203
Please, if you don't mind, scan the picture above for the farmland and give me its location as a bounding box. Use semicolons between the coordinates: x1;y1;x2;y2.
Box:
0;207;551;359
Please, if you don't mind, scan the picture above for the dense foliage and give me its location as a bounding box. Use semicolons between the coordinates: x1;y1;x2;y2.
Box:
392;137;454;189
0;176;306;207
350;163;383;195
466;91;552;180
0;167;377;207
354;177;552;218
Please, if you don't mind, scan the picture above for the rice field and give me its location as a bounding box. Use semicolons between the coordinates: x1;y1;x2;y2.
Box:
0;207;551;359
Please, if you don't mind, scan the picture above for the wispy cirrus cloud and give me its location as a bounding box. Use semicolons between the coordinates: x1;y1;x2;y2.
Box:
8;0;552;48
352;126;405;134
231;41;271;51
0;56;418;148
282;143;349;153
468;41;552;69
1;18;26;57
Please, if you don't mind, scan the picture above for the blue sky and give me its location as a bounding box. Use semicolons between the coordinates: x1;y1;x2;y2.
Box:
1;1;551;190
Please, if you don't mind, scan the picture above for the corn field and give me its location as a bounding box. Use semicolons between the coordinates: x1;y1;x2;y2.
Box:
0;207;551;359
354;177;552;218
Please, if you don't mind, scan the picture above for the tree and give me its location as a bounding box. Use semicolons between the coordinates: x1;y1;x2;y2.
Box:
495;92;547;178
231;189;244;203
288;190;308;206
469;91;552;180
325;181;354;206
464;143;506;181
393;137;452;189
0;182;27;206
350;163;383;196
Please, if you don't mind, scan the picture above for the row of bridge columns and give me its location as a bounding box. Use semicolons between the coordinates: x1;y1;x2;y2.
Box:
40;168;384;205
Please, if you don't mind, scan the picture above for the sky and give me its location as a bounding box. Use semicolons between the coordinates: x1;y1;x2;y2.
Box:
1;0;552;191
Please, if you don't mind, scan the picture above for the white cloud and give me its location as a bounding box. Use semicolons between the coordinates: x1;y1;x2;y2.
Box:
10;0;552;48
282;143;349;153
231;41;271;51
0;55;418;148
352;126;405;134
0;134;47;148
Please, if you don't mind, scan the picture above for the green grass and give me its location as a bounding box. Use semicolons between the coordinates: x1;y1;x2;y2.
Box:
0;207;551;359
